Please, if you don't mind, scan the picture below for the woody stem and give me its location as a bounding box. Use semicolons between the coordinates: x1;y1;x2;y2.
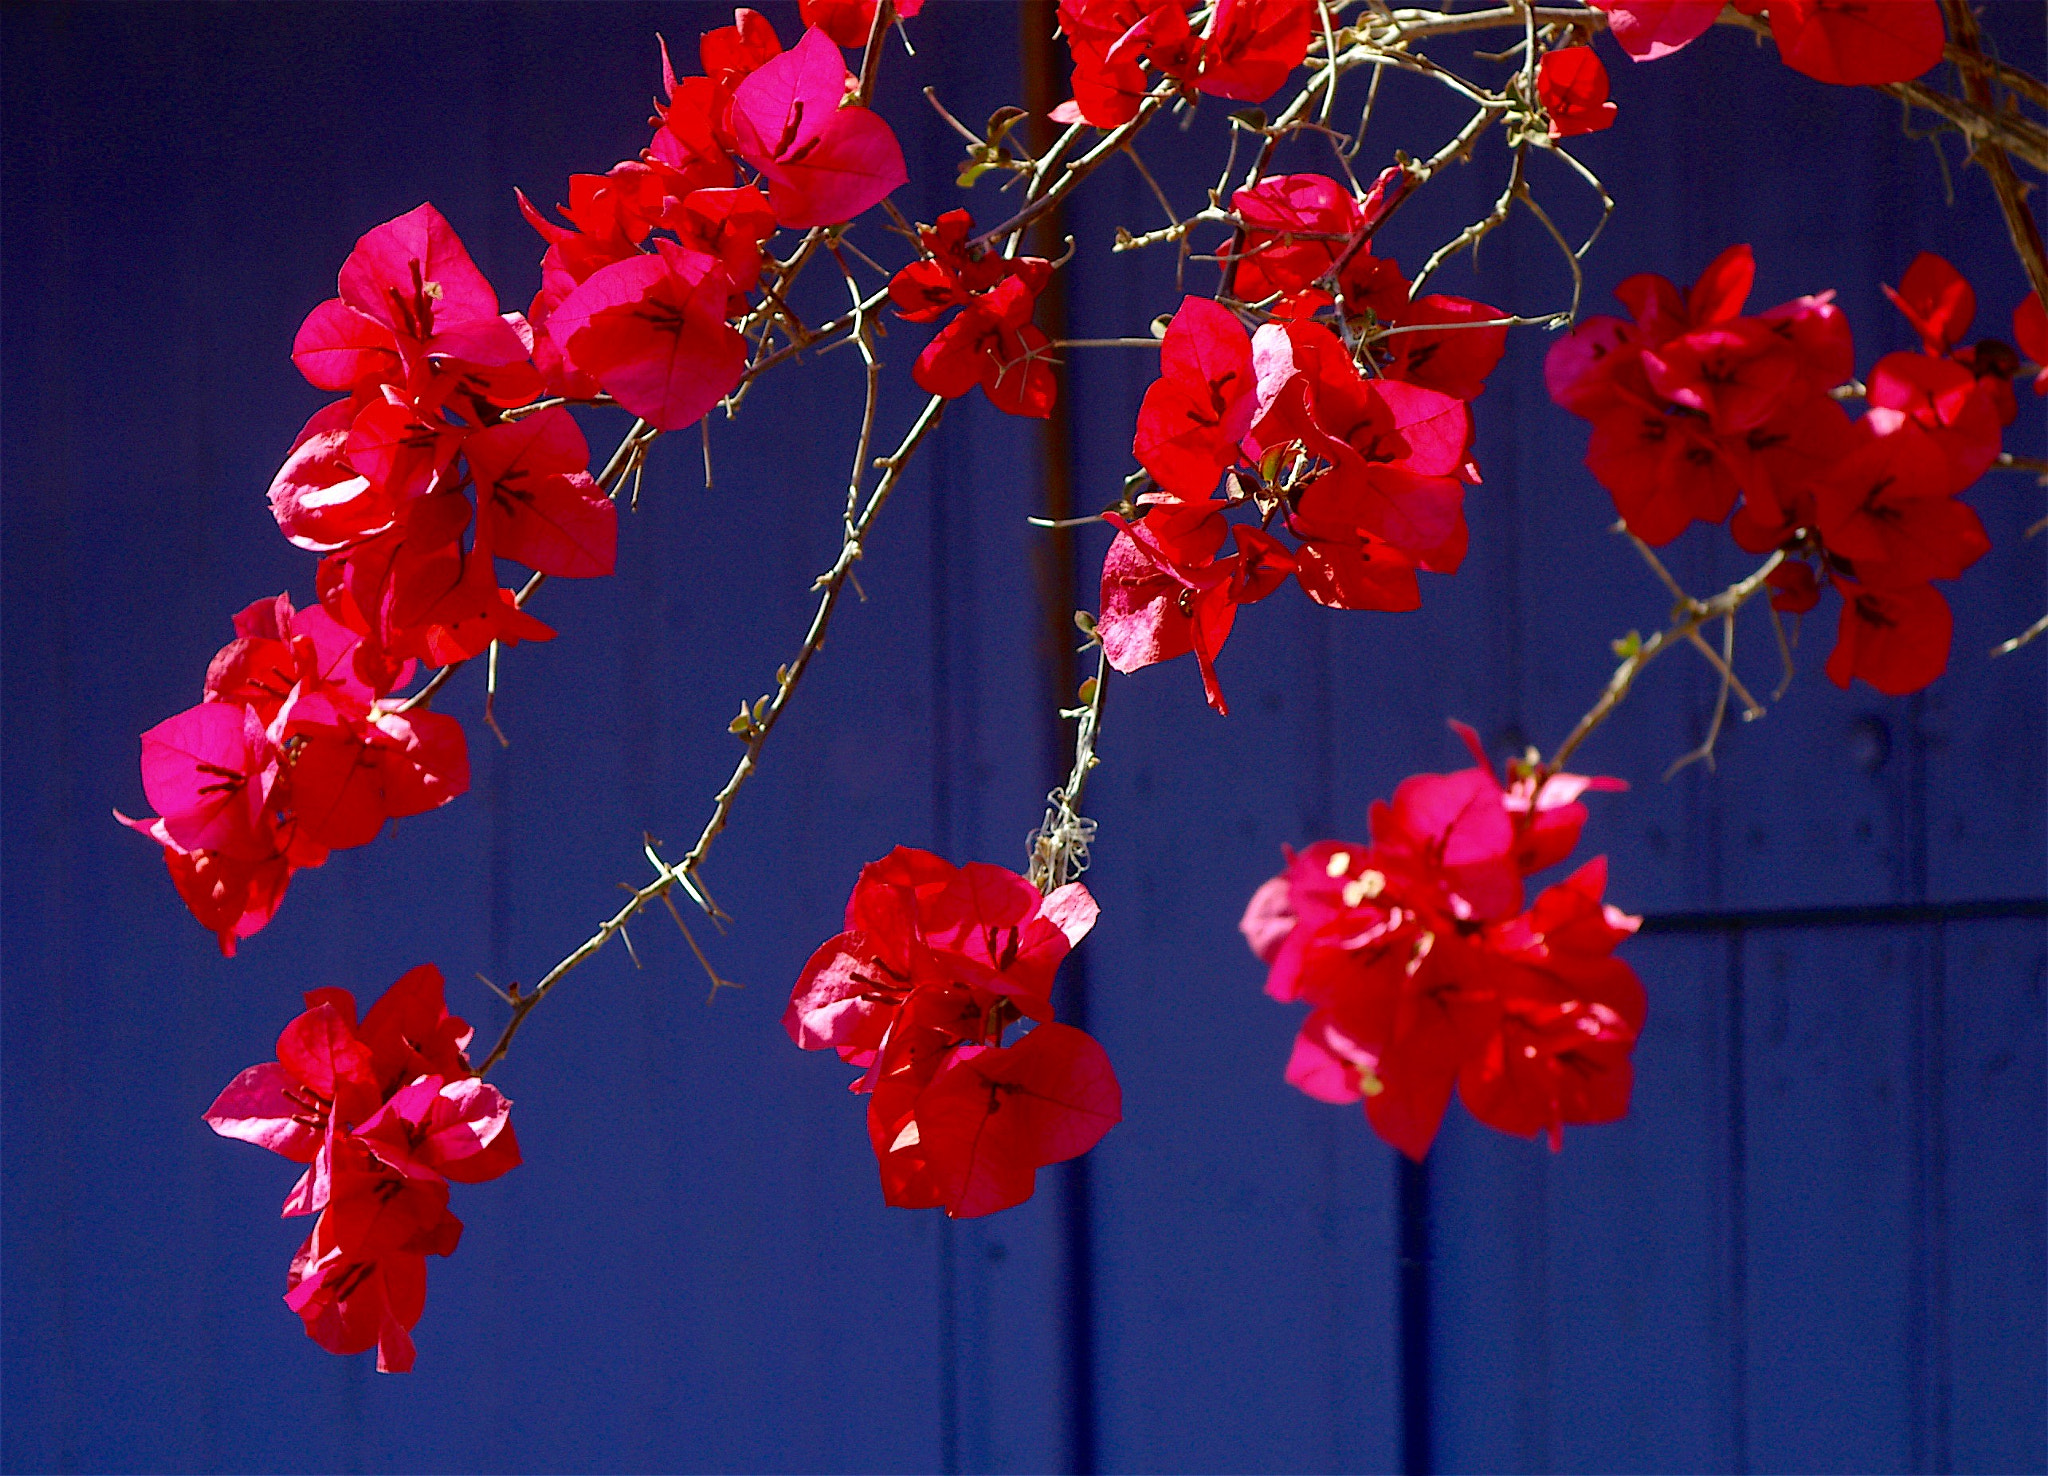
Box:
1547;551;1785;772
1028;637;1111;895
477;395;949;1078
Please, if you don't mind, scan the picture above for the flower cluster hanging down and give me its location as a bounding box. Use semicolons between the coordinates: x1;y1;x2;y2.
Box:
1099;172;1509;712
523;14;906;424
1242;726;1641;1159
122;206;594;950
785;849;1122;1218
1547;244;2023;695
127;12;916;952
205;966;519;1372
119;594;468;955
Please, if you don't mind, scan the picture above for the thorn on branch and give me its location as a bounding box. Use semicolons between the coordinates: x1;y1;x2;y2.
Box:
1769;602;1797;701
662;891;743;1004
1992;612;2048;658
484;640;511;749
1665;615;1747;780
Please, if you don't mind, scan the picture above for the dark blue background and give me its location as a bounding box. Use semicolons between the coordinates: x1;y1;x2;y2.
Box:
4;3;2042;1471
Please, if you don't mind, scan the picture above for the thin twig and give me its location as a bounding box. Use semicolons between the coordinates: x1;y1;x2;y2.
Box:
1028;636;1111;893
1628;529;1693;607
1665;614;1738;779
1539;141;1616;261
1683;622;1765;719
1513;178;1586;321
834;251;885;533
975;98;1164;252
483;641;509;749
1124;143;1183;231
1548;552;1785;770
923;85;986;147
662;889;742;1003
1769;601;1797;700
856;0;894;107
1411;144;1523;297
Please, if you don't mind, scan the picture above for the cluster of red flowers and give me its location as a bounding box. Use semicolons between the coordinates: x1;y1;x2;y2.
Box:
1592;0;1945;84
888;209;1058;418
784;849;1121;1217
1099;170;1511;712
280;205;599;665
1052;0;1315;126
119;595;467;955
205;966;519;1372
1547;244;2019;695
123;205;594;950
519;14;906;428
126;11;924;950
1242;725;1643;1159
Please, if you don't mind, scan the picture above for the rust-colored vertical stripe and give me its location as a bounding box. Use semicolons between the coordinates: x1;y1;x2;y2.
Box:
1021;5;1097;1473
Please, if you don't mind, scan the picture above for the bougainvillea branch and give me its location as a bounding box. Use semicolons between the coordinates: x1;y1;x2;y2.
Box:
476;392;949;1078
1548;548;1785;771
1028;632;1112;893
976;100;1165;252
1938;0;2048;307
150;0;2046;1370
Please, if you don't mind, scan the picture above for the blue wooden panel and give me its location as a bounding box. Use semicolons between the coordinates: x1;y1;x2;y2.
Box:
1743;926;1923;1471
1943;918;2048;1475
1426;933;1742;1474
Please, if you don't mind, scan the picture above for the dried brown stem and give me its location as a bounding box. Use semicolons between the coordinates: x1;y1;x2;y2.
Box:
1028;635;1111;893
1664;615;1738;780
1992;612;2048;657
856;0;893;107
1768;601;1797;700
1124;143;1183;231
834;255;885;532
1410;143;1523;297
1942;0;2048;307
975;98;1165;253
1548;552;1785;771
1683;622;1765;720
